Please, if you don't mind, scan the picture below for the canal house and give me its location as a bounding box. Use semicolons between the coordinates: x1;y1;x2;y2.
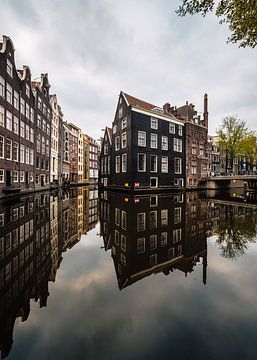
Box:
99;91;186;191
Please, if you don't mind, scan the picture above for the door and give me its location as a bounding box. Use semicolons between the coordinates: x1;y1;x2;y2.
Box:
25;172;29;186
6;170;11;186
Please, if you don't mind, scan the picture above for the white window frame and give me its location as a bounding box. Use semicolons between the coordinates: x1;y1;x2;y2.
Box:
138;131;146;147
115;136;120;151
150;155;157;173
121;132;127;148
150;133;157;149
161;136;168;150
175;157;182;174
169;122;175;134
0;169;4;183
138;153;146;172
122;153;127;173
115;155;120;173
161;156;168;173
151;117;158;129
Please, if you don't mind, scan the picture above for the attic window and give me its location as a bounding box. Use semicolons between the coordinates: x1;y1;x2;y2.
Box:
118;106;123;118
7;59;13;77
152;107;163;114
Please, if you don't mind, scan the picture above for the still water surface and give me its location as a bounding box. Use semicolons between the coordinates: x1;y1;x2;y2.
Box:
1;187;257;360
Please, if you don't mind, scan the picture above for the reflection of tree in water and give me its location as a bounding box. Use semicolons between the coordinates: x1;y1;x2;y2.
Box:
215;205;257;260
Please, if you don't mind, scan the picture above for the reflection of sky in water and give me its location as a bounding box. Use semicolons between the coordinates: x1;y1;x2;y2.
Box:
7;226;257;360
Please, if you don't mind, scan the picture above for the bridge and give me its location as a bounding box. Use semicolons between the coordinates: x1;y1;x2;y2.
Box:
206;175;257;190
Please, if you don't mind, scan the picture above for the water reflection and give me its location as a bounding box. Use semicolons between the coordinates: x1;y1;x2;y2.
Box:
99;190;257;289
0;187;98;359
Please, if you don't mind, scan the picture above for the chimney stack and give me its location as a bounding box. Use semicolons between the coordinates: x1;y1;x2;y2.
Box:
163;102;171;115
203;93;208;129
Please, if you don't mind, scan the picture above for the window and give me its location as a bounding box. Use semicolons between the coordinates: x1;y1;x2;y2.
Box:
150;235;157;251
104;144;108;155
30;127;34;142
20;171;25;182
161;209;168;226
151;117;158;129
121;234;126;251
13;91;19;109
26;83;30;97
121;253;126;266
191;160;197;174
13;116;19;134
118;106;123;118
150;253;157;266
178;125;183;136
199;143;204;156
30;107;34;122
115;136;120;151
6;138;12;160
30;149;34;165
137;238;145;254
137;213;146;232
38;97;42;110
115;156;120;173
161;232;167;246
6;111;12;131
174;207;182;224
192;142;197;155
122;153;127;172
138;153;146;172
20;144;24;163
161;157;168;173
121;132;127;148
0;76;4;97
121;211;127;230
113;124;117;134
20;121;25;138
26;103;30;119
168;248;175;259
150;211;157;229
0;169;4;183
150;133;157;149
0;136;4;158
174;138;182;152
114;230;119;245
0;105;4;127
138;131;146;146
6;83;12;104
25;147;29;164
161;136;168;150
13;170;18;182
121;118;127;129
13;142;18;161
25;124;30;140
169;122;175;134
150;155;157;172
21;98;25;115
37;114;41;128
173;228;182;243
7;59;13;77
150;196;158;207
175;158;182;174
150;177;158;188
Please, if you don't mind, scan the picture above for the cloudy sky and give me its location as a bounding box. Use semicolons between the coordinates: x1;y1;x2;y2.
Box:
1;0;256;139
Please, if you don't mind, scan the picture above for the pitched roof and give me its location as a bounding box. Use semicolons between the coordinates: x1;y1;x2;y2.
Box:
122;92;159;111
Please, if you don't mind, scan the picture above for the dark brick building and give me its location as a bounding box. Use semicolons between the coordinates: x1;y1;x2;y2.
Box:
0;36;35;195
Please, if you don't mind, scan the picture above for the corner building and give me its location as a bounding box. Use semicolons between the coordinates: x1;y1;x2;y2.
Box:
100;92;186;191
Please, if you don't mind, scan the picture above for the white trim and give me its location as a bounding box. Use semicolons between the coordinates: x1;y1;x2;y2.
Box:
131;106;184;126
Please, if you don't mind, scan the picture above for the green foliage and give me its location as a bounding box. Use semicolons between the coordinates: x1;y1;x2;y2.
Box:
217;115;249;161
176;0;257;48
215;205;257;260
239;134;257;164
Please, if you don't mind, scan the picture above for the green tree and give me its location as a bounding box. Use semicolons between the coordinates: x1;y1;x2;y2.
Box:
239;134;257;168
217;116;249;174
176;0;257;48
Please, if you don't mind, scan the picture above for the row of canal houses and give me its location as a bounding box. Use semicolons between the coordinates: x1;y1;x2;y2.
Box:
0;35;99;198
100;91;209;191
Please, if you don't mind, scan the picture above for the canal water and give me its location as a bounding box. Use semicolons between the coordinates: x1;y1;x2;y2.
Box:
1;187;257;360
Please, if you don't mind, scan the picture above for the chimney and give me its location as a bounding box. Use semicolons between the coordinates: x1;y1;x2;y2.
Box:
163;102;171;115
203;93;208;129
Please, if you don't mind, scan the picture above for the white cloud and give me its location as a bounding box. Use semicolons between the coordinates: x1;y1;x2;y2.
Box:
1;0;256;138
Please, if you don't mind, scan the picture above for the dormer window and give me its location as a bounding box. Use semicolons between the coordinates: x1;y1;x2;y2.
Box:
7;59;13;77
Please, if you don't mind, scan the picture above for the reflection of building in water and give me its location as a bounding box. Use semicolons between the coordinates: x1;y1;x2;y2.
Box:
88;188;98;230
0;187;98;359
100;191;208;289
